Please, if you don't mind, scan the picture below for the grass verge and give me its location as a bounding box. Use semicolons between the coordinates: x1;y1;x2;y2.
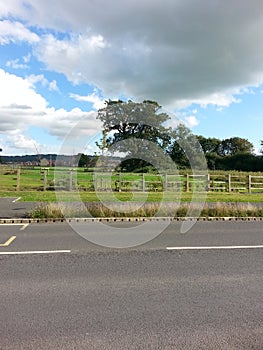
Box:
0;191;263;203
30;202;263;219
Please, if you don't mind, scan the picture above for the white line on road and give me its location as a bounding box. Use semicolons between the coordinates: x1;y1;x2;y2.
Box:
0;236;16;247
0;223;26;225
167;245;263;250
0;223;29;230
0;250;71;255
12;197;21;203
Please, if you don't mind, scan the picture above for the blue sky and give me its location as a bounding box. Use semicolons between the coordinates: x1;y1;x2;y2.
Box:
0;1;263;155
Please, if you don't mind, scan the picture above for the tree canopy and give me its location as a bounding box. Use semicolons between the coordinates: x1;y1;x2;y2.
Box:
167;124;206;169
97;100;173;171
217;137;254;156
97;100;172;152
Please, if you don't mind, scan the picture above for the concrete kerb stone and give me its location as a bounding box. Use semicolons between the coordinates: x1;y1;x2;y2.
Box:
0;216;263;224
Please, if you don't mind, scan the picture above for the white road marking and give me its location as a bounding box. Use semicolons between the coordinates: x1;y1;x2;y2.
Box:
0;236;16;247
0;223;29;230
167;245;263;250
0;223;26;226
0;250;71;255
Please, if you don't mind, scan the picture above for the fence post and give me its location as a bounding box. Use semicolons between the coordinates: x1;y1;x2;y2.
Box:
207;173;210;192
228;174;231;193
164;173;167;191
43;169;47;191
142;173;145;192
119;172;122;192
16;167;20;191
186;174;189;192
69;170;73;191
248;175;252;194
94;172;97;191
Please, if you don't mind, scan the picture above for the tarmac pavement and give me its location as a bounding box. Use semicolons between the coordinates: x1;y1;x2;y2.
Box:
0;198;36;218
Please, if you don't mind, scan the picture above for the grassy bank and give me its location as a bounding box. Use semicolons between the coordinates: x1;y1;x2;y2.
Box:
0;190;263;202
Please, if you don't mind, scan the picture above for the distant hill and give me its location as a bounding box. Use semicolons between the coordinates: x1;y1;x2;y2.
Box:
0;154;123;170
1;154;79;166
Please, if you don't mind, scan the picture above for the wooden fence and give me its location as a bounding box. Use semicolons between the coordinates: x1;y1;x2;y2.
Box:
1;166;263;193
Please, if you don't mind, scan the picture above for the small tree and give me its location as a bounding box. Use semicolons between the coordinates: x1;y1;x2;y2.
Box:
167;124;205;169
95;129;108;156
217;137;254;156
197;136;221;154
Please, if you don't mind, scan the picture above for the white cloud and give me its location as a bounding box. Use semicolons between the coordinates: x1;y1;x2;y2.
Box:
6;131;37;151
2;2;263;109
5;54;32;71
23;53;31;63
33;33;113;87
27;74;48;87
173;90;242;111
27;74;59;92
0;69;102;154
0;20;39;45
184;116;199;128
48;80;59;92
70;91;105;110
166;112;199;130
6;58;28;69
0;1;27;18
0;69;47;112
9;0;261;109
41;107;100;138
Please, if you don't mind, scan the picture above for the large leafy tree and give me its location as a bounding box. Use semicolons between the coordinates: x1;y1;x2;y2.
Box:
97;100;171;150
97;100;172;170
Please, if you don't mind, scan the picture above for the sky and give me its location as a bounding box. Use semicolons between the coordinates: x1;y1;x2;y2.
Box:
0;0;263;156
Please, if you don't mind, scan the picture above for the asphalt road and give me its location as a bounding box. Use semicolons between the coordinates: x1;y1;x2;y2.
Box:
0;221;263;349
0;198;36;218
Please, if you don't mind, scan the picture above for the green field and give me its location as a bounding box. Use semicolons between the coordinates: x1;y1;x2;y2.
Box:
0;166;263;203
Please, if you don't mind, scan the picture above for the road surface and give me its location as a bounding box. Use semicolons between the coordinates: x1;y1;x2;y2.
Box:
0;221;262;349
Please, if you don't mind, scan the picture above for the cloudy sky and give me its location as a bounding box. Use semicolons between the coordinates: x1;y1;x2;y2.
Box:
1;0;263;155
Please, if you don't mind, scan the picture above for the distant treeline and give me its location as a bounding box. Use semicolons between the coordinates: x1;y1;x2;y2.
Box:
0;154;97;167
204;152;263;172
1;154;56;164
195;136;263;172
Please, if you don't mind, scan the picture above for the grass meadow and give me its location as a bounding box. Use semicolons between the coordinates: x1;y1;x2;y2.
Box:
0;166;263;217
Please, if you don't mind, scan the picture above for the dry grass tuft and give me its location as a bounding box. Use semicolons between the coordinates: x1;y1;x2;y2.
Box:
30;201;263;219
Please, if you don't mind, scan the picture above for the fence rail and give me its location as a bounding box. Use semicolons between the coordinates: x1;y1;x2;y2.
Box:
0;166;263;193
